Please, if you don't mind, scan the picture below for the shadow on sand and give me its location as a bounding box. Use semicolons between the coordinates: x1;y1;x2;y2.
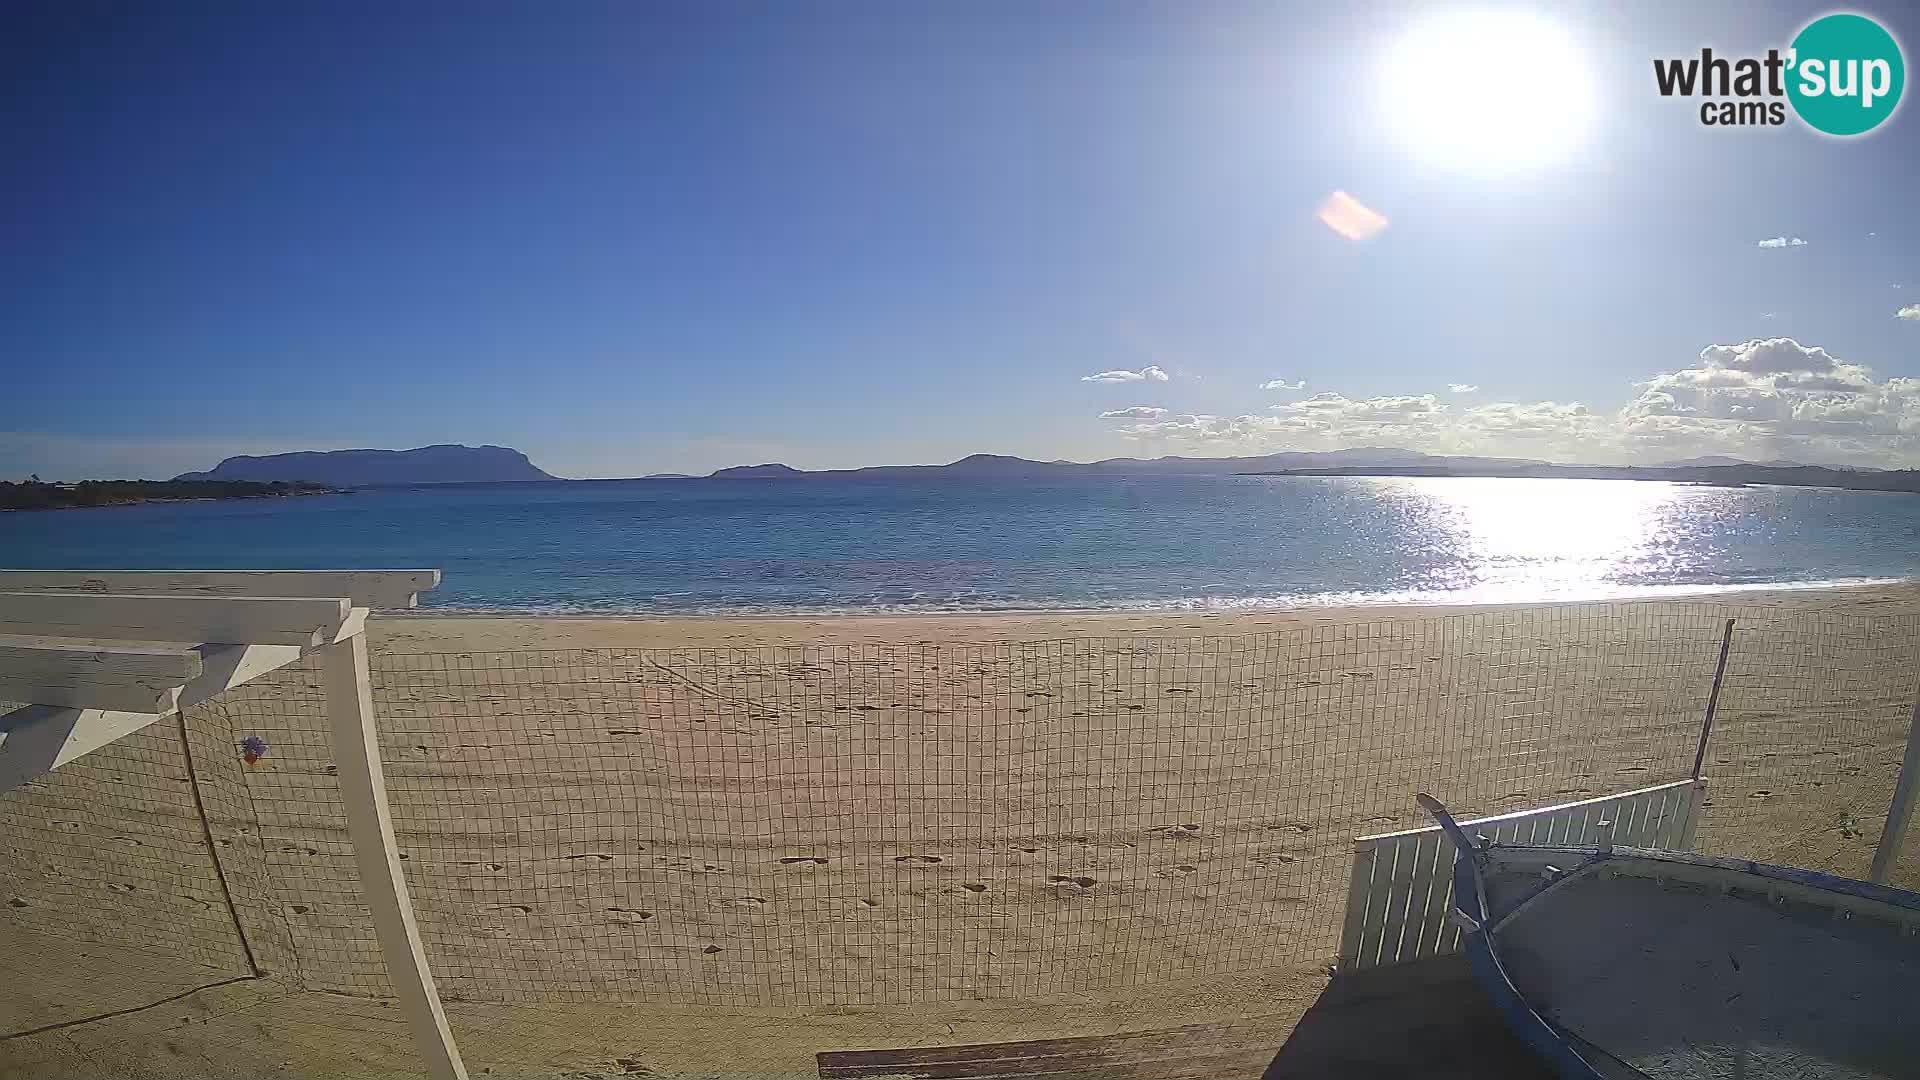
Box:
1261;955;1555;1080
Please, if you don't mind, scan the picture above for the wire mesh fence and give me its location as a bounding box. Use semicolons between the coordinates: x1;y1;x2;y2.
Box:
0;708;261;978
209;603;1731;1006
1;601;1914;1020
1690;611;1920;888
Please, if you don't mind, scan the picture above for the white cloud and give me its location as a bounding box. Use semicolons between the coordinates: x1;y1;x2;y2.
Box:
1099;406;1171;420
1259;378;1306;391
1760;312;1777;319
1897;305;1920;321
1081;365;1170;384
1099;337;1920;467
1756;236;1809;249
1447;383;1479;393
1615;338;1916;463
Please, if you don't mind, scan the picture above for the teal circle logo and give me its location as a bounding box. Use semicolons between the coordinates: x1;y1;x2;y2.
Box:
1787;13;1905;136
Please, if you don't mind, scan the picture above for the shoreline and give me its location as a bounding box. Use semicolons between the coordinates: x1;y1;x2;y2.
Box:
367;580;1920;653
388;575;1916;621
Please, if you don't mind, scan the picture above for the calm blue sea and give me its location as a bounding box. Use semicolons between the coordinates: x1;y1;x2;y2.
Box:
4;476;1916;613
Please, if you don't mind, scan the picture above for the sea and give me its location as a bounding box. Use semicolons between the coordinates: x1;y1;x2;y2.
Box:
4;475;1916;614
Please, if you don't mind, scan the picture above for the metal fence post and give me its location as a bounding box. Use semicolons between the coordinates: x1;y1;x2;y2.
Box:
1869;686;1920;885
1691;619;1737;781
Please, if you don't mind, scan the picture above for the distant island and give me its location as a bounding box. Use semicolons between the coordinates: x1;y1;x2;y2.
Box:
3;478;338;512
176;444;555;485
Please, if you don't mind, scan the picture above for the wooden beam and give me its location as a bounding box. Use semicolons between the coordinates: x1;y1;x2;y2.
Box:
0;639;199;712
0;639;200;681
0;570;440;610
0;593;348;647
0;640;308;713
177;643;305;710
0;642;311;787
0;705;166;794
319;633;468;1080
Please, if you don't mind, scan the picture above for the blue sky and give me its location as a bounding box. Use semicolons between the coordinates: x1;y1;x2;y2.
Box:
6;1;1917;479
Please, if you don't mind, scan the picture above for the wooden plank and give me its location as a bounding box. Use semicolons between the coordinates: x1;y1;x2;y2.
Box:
1336;846;1376;968
0;639;200;681
0;641;201;711
1407;829;1455;960
0;593;347;647
1355;779;1699;844
1340;781;1707;974
1384;831;1435;965
319;633;467;1080
0;641;305;714
0;570;440;610
1674;780;1703;850
177;644;304;711
1351;836;1400;970
0;705;166;794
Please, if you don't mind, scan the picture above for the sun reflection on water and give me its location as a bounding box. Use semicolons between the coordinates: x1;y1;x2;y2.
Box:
1375;477;1707;603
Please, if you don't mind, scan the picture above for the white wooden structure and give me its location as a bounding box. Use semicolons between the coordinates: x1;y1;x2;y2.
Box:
1337;779;1704;973
0;570;465;1080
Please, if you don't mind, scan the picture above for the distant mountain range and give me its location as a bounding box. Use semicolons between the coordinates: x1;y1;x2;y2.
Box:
694;450;1913;494
705;448;1557;479
168;444;1911;493
175;444;555;485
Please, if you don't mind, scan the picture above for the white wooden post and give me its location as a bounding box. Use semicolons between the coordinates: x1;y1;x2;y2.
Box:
320;631;468;1080
1869;688;1920;885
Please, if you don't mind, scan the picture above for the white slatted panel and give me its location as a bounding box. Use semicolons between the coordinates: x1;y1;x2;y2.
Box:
1338;779;1703;971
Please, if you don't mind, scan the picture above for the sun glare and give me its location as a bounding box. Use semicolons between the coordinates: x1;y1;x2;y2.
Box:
1379;8;1597;173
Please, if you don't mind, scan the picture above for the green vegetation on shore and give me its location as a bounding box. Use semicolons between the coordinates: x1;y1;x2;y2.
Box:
2;478;340;511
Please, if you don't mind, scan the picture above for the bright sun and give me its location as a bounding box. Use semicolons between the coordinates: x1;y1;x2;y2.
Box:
1380;9;1596;173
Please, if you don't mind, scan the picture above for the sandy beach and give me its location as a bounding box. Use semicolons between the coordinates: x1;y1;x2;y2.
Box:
368;583;1920;653
6;584;1920;1078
